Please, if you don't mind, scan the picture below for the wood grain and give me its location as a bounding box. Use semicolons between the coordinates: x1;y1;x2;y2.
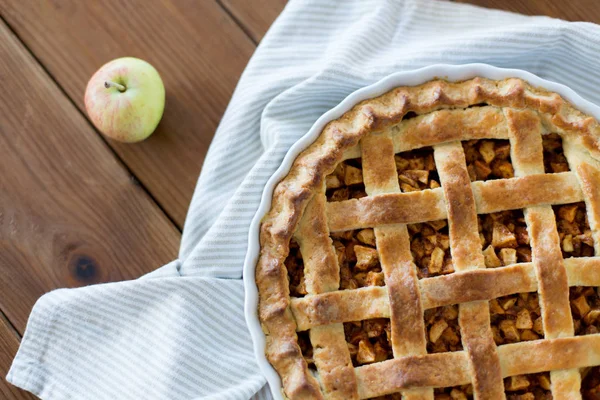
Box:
0;313;37;399
0;0;256;227
220;0;287;43
0;19;180;334
456;0;600;23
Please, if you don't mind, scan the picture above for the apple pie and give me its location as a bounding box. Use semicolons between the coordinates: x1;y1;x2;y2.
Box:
256;77;600;399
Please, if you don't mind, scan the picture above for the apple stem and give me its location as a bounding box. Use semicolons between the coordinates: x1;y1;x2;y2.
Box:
104;80;126;92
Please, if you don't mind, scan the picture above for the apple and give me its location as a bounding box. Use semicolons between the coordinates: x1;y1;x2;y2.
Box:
84;57;165;143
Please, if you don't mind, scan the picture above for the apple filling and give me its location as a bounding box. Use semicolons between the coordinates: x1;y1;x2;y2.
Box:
285;239;307;298
408;220;453;278
463;139;514;181
583;366;600;398
433;385;475;400
571;286;600;399
326;158;367;202
394;147;440;192
372;392;403;399
502;373;552;400
488;290;548;400
543;133;570;173
296;330;316;371
344;318;393;367
478;210;532;268
554;202;594;258
424;305;462;354
331;228;385;291
326;158;384;291
573;288;600;395
490;292;544;345
570;286;600;336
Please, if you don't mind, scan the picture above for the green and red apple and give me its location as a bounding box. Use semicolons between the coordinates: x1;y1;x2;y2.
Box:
84;57;165;143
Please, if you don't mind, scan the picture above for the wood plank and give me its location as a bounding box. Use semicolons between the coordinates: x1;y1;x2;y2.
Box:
0;313;37;399
0;0;256;227
456;0;600;23
0;19;180;334
220;0;286;42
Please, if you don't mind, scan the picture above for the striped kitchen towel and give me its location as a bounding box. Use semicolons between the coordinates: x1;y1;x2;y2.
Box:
8;0;600;399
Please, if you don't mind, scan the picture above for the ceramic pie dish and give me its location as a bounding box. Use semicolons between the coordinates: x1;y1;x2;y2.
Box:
244;64;600;399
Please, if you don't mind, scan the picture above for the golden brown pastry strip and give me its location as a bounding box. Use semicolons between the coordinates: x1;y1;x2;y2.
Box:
343;105;509;159
563;136;600;256
291;258;600;331
576;163;600;255
565;257;600;286
525;206;575;336
327;172;583;232
361;133;400;195
362;129;432;399
353;334;600;399
295;192;339;294
354;352;471;399
310;324;358;400
433;142;504;398
433;143;483;269
419;263;537;309
561;138;600;400
375;225;428;356
472;171;582;213
498;335;600;377
326;189;446;232
505;108;580;397
295;190;359;398
291;287;390;331
393;106;509;153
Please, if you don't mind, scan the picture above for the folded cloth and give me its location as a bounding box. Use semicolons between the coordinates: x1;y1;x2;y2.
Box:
8;0;600;398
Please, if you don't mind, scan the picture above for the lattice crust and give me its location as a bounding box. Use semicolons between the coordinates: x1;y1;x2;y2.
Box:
256;78;600;399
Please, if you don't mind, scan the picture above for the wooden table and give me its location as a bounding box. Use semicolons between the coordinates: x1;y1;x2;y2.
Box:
0;1;598;398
